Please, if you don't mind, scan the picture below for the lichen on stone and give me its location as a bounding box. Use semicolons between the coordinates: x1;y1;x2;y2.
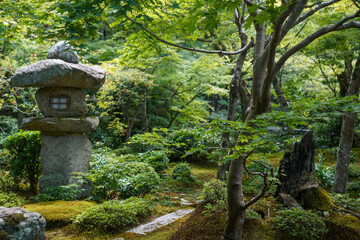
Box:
4;213;26;226
0;230;8;239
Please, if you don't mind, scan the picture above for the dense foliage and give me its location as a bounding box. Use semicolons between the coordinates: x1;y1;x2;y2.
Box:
74;197;153;232
2;131;41;193
275;208;328;240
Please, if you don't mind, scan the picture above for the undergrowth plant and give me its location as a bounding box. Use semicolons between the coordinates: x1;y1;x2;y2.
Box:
275;208;328;240
74;197;153;232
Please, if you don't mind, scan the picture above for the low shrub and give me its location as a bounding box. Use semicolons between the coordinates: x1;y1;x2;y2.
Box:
74;197;152;232
171;162;195;182
315;154;334;188
347;181;360;195
275;208;328;240
348;164;360;179
0;191;25;207
84;161;160;200
139;150;169;173
245;209;262;221
3;131;41;193
331;193;360;212
199;179;227;215
199;179;227;203
31;185;82;202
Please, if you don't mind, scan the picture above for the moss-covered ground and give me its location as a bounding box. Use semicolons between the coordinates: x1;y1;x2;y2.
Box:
2;150;360;240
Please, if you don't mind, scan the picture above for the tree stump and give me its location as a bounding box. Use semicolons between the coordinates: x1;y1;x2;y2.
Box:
274;131;327;208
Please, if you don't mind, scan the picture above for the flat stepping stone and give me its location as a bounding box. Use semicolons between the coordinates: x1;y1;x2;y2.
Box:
127;209;194;235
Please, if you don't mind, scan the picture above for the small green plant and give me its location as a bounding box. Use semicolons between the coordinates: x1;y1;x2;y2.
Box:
139;150;169;173
200;179;227;215
275;208;328;240
315;153;334;188
348;164;360;179
331;193;360;212
31;185;82;202
84;161;160;200
0;191;26;207
74;197;152;232
245;209;261;221
347;181;360;195
171;162;195;182
3;131;41;193
199;179;227;203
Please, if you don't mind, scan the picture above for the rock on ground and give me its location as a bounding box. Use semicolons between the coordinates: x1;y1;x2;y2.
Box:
0;207;46;240
127;209;194;235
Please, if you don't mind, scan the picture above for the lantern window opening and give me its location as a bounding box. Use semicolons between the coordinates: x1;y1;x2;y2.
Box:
50;96;70;110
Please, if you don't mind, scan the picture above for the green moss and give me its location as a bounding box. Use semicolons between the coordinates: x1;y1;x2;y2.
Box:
24;200;96;228
324;213;360;240
4;213;25;226
299;187;335;211
0;230;8;240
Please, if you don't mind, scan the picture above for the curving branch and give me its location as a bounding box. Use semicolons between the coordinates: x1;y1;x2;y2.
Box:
275;11;360;73
295;0;341;26
242;159;274;209
125;15;254;55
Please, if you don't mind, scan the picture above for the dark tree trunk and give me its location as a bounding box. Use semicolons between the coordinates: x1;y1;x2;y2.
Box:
275;131;316;198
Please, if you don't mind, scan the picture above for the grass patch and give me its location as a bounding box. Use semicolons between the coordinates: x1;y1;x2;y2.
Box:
24;200;97;229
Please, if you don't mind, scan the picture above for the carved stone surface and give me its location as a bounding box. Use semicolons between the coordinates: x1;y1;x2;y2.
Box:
47;41;79;64
20;117;99;133
10;59;105;90
35;87;87;117
39;133;92;198
0;207;46;240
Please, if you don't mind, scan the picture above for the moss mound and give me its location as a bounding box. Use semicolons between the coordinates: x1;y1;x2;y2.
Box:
24;200;96;228
299;186;336;211
171;204;278;240
171;205;226;240
325;212;360;239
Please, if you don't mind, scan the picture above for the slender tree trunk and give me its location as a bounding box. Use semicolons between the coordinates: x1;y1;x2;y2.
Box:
142;86;149;132
333;54;360;193
223;156;246;240
217;51;249;180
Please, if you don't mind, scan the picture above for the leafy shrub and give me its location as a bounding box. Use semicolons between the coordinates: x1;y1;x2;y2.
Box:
126;131;166;153
74;197;152;232
0;191;25;207
84;161;160;200
166;128;216;162
347;181;360;194
331;194;360;212
202;199;227;215
139;150;169;173
348;164;360;179
171;162;195;182
275;208;328;240
199;179;227;215
199;179;227;203
245;209;261;221
315;154;334;188
3;131;41;193
0;149;9;169
31;185;82;202
0;116;18;134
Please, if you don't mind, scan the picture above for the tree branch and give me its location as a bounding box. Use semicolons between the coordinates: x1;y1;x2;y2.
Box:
275;12;360;73
125;15;254;55
295;0;341;26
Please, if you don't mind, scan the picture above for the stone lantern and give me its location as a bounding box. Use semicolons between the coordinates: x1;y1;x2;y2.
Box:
10;41;105;197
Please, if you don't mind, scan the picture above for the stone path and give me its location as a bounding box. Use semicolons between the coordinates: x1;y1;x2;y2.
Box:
126;209;194;235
